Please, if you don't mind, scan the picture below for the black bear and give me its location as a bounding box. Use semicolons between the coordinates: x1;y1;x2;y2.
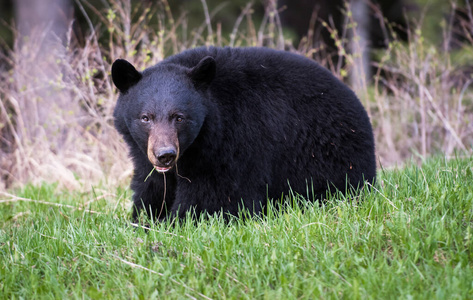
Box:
111;47;376;221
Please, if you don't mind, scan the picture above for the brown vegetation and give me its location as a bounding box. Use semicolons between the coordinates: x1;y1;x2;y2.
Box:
0;0;472;190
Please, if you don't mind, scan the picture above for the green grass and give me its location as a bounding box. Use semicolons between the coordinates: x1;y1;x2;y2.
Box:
1;156;473;299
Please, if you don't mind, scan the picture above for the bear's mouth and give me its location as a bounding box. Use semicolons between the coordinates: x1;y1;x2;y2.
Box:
154;165;172;173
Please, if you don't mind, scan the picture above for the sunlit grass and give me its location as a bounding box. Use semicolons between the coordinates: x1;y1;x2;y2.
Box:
1;156;472;298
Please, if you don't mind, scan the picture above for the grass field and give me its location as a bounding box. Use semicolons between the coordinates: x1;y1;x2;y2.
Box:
1;155;472;299
1;1;472;298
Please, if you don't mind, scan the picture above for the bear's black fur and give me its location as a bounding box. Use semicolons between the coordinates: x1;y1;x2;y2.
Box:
111;47;376;221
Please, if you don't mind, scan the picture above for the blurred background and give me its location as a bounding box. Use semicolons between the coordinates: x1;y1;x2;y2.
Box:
0;0;472;191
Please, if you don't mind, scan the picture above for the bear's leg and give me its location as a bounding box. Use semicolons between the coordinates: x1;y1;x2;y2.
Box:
168;183;267;220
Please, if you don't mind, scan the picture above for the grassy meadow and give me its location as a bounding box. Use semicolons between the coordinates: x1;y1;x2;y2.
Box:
1;0;472;189
1;156;472;298
1;0;473;298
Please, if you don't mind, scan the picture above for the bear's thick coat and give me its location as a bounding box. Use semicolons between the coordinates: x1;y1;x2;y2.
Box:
111;47;376;220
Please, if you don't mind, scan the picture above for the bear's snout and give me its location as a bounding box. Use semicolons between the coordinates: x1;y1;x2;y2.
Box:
156;147;177;167
146;125;179;173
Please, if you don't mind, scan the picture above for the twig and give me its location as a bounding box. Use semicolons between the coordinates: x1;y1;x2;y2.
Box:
419;84;466;151
158;172;167;220
200;0;213;45
81;193;116;208
229;2;253;47
0;192;103;214
365;182;398;210
176;164;192;183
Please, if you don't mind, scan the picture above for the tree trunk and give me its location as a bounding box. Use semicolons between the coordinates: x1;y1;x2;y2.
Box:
349;0;371;92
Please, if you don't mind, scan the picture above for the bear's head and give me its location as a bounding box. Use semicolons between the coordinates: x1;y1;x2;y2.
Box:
111;56;216;173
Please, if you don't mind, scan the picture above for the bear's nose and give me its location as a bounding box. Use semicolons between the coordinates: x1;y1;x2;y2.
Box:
156;148;177;166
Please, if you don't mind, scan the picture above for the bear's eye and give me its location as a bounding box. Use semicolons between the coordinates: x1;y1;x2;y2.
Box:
175;115;184;123
141;115;150;123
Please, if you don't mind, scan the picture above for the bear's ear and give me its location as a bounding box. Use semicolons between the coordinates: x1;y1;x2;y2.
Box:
188;56;216;89
111;59;142;93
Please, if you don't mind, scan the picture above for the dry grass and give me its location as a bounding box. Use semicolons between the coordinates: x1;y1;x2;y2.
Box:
0;0;472;190
369;14;473;165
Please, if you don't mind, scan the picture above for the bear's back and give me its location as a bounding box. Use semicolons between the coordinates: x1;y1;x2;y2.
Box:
163;47;360;110
165;47;375;197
